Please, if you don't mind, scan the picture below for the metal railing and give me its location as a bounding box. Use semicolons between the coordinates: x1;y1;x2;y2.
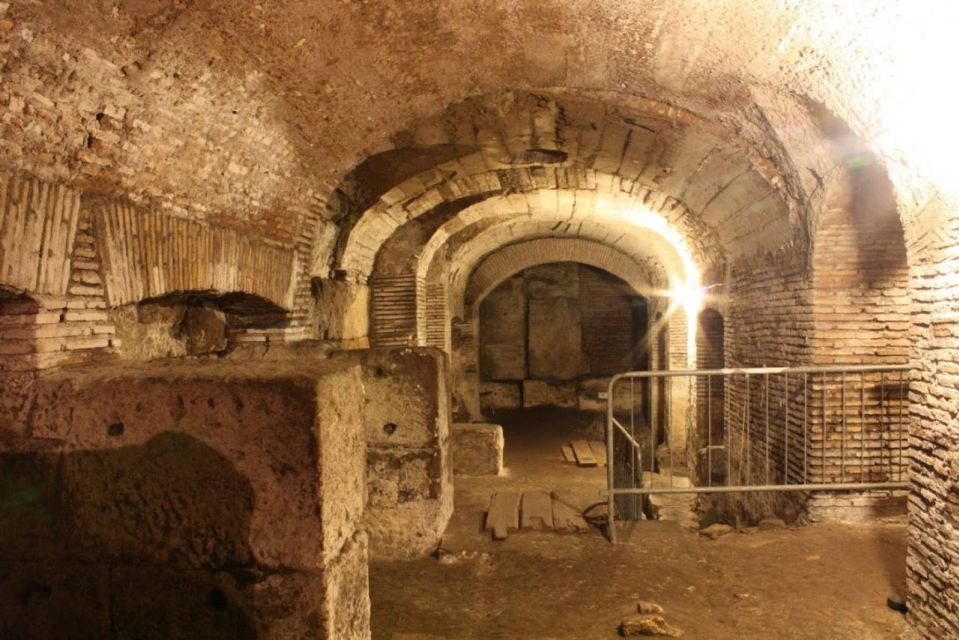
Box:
605;364;910;543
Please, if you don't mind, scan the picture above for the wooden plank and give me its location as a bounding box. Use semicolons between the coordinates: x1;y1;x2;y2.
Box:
561;445;576;463
484;492;520;540
521;491;553;530
551;492;590;533
571;440;598;467
589;440;609;466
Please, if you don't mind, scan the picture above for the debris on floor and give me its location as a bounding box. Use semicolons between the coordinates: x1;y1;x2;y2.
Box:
620;613;682;637
484;492;520;540
552;491;591;533
571;439;598;466
562;439;608;466
636;600;665;614
486;491;591;538
699;523;734;539
520;491;554;530
758;517;788;530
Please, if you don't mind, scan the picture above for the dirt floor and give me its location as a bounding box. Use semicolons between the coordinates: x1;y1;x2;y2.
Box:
370;408;909;639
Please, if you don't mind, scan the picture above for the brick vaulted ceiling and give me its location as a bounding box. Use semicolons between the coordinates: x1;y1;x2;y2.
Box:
1;0;940;267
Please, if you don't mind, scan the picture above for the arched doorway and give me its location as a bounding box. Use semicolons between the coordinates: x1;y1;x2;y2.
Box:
475;261;653;492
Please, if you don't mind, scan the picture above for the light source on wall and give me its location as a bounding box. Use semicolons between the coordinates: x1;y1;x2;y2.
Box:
668;282;706;314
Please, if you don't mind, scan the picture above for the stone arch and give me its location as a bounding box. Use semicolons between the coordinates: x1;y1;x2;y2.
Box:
364;188;704;348
330;89;798;277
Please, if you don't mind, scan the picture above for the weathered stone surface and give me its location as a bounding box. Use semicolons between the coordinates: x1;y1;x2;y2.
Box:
480;381;522;410
636;601;665;615
452;423;504;476
523;379;578;408
479;278;526;380
331;347;452;559
313;279;370;348
699;523;734;540
181;305;227;354
620;614;682;637
110;302;187;360
0;359;371;639
528;296;586;380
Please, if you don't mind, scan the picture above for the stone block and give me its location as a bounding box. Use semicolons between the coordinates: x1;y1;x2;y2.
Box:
480;381;521;410
523;379;578;407
478;279;526;380
330;347;453;559
181;304;227;354
452;423;504;476
576;376;646;413
528;297;586;380
1;359;370;639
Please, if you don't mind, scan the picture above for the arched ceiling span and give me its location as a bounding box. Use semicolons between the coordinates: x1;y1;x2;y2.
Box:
6;2;947;250
336;91;795;278
407;192;702;300
422;209;695;321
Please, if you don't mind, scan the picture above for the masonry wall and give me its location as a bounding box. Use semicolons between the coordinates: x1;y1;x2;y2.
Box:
0;171;312;372
717;244;812;521
903;194;959;638
477;263;644;412
804;171;911;518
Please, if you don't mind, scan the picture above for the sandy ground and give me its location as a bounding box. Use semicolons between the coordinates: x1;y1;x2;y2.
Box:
370;408;908;639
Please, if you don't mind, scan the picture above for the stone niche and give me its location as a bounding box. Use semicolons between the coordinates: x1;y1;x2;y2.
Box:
330;347;452;559
0;359;371;640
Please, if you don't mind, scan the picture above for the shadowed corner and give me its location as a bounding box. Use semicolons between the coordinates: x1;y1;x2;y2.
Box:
0;432;259;639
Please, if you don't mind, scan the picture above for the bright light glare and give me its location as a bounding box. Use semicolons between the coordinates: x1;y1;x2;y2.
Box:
668;283;706;313
874;3;959;196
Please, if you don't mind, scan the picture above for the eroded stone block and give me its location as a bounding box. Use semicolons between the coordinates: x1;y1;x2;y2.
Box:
480;381;521;410
331;347;453;559
452;422;504;476
523;379;578;407
0;359;371;639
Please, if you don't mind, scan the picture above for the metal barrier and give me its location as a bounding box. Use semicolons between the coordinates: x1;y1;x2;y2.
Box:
605;365;910;543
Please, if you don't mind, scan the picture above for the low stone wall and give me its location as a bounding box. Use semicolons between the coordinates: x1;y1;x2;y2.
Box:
331;347;453;559
0;359;371;639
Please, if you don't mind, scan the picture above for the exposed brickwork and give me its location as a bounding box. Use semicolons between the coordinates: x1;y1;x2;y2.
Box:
0;205;116;373
903;194;959;638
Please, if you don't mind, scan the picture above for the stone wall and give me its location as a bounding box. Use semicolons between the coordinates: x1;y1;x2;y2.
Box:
478;263;645;410
0;359;371;639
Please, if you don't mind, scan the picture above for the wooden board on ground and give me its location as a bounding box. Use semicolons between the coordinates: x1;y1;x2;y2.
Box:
588;440;608;466
484;492;520;540
571;439;598;467
521;491;554;530
551;491;590;533
561;445;576;463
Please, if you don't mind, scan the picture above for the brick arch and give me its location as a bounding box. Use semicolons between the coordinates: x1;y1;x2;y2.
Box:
365;189;703;348
331;89;796;278
343;171;726;282
93;202;297;310
416;236;660;354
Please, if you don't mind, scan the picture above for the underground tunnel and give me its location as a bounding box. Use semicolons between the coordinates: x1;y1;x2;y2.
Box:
0;1;958;638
